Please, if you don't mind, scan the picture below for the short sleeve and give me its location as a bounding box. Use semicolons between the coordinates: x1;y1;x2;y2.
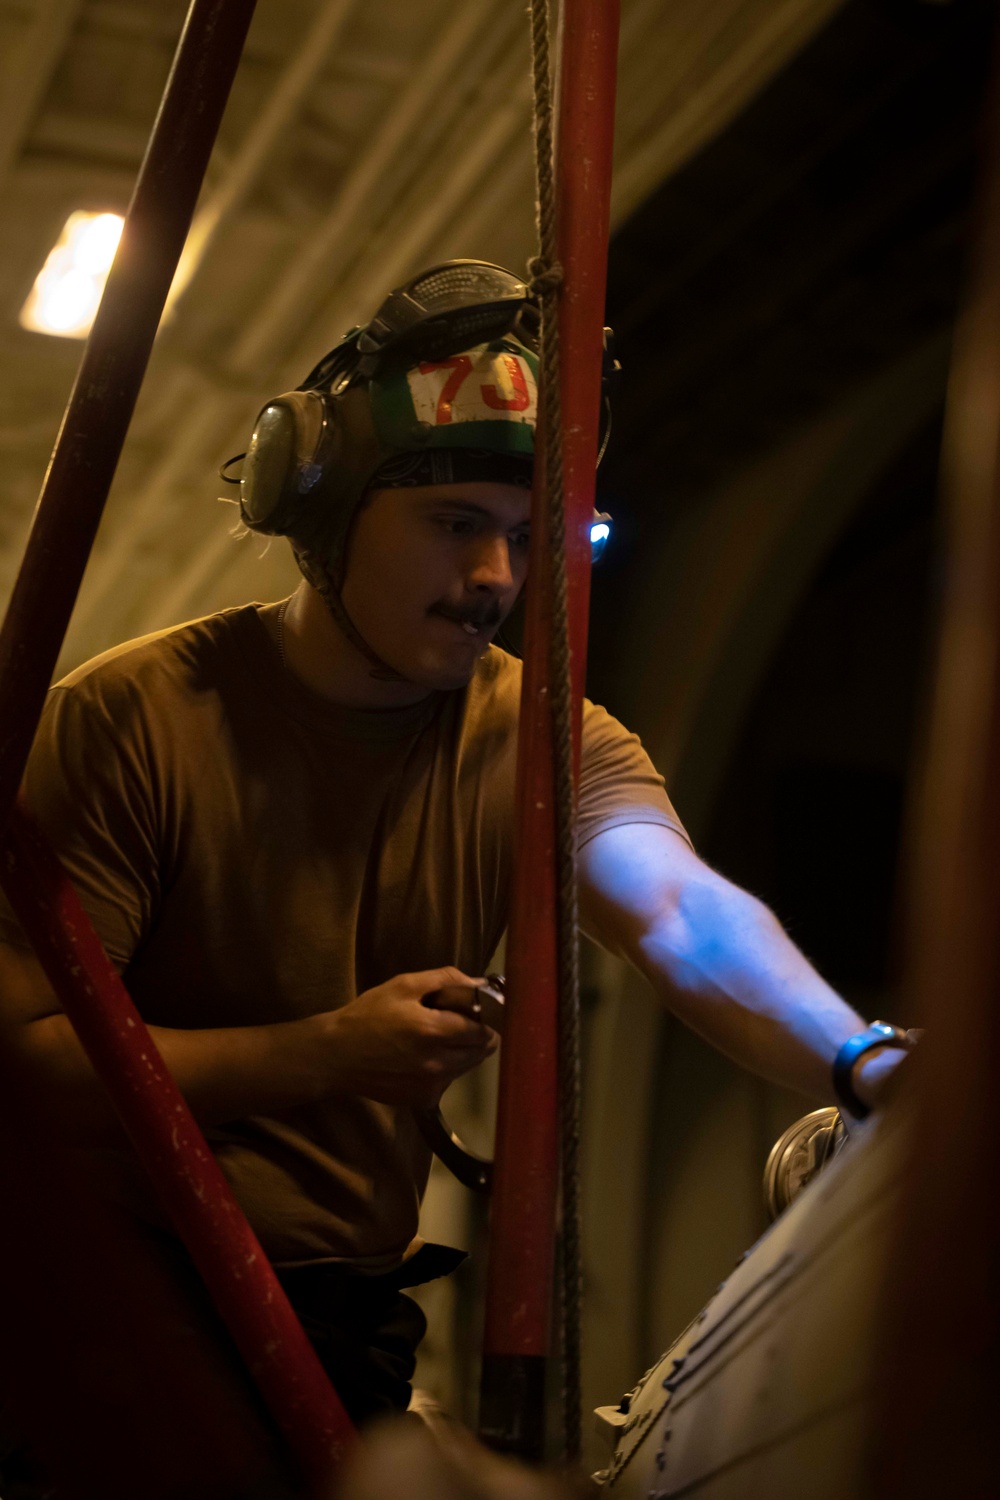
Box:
0;678;160;970
577;700;691;850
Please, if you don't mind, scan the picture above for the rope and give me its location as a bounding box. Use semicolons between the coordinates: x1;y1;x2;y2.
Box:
527;0;583;1466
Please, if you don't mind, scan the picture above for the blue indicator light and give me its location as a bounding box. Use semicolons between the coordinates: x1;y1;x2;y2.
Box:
590;518;611;561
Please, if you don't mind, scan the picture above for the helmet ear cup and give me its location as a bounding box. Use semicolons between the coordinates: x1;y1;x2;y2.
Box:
240;390;333;536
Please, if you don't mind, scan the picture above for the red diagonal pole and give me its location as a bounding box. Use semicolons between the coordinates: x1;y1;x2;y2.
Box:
0;0;356;1486
1;803;355;1487
0;0;255;835
479;0;621;1460
0;1026;297;1499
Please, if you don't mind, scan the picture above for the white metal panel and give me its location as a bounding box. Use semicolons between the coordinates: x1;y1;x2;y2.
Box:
599;1112;900;1498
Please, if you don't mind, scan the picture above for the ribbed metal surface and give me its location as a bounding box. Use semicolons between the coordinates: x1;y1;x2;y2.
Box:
596;1112;902;1499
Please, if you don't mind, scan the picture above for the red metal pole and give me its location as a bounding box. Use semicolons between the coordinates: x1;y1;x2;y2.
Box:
0;0;258;836
479;0;621;1459
0;1050;298;1499
0;0;356;1481
0;800;355;1488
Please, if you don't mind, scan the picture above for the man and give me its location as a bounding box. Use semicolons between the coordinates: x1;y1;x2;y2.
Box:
0;262;906;1433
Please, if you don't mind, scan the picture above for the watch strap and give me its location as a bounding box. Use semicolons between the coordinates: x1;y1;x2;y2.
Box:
832;1021;914;1119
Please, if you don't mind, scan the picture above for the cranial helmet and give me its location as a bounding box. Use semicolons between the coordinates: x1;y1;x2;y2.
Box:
227;259;613;675
236;261;541;580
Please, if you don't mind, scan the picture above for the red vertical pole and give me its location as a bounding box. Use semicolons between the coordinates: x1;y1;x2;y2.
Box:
479;0;621;1459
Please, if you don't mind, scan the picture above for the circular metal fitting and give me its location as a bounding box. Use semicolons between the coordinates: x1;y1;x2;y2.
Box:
763;1106;846;1220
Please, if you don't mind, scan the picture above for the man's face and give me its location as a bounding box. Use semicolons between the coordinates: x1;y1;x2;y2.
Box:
339;480;532;690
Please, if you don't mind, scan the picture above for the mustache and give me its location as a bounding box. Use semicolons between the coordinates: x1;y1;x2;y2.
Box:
431;600;504;631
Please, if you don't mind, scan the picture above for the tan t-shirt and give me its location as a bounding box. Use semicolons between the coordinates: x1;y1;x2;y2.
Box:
0;604;685;1267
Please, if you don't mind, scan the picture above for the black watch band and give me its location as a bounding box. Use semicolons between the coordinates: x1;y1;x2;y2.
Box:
832;1021;914;1120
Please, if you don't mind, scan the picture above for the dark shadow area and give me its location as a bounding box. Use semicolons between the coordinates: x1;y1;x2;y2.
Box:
589;0;999;1361
635;423;943;1350
591;0;995;720
703;415;943;1011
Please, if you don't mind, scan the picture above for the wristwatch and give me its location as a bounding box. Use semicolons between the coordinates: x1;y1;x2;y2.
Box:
832;1021;917;1120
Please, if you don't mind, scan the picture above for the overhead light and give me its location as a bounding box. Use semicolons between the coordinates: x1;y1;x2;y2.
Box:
19;211;125;339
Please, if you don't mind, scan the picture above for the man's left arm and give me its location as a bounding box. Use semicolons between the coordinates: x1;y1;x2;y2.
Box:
578;821;903;1113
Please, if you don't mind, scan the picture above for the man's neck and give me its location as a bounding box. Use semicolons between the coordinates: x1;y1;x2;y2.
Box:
274;582;432;710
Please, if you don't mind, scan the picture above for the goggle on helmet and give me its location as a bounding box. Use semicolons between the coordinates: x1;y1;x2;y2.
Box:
230;260;615;570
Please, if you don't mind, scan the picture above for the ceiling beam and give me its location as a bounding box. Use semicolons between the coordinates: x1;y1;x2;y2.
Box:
279;66;531;382
227;0;508;375
167;0;360;312
0;0;82;190
83;2;182;45
51;0;862;660
68;5;529;645
611;0;845;225
132;94;537;633
28;108;151;169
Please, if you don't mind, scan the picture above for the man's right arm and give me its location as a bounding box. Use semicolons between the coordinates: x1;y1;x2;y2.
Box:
0;943;496;1143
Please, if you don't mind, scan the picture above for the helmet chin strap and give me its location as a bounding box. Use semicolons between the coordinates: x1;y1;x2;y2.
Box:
293;547;407;684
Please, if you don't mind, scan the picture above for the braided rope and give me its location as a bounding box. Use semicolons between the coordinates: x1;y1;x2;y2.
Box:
527;0;583;1466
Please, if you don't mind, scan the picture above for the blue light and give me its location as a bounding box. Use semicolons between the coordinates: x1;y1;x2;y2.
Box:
590;522;610;545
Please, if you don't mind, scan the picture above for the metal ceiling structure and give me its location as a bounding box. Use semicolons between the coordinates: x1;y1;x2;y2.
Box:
0;0;843;675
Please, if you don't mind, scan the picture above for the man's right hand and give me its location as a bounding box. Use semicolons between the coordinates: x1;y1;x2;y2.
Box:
0;943;498;1137
319;967;499;1108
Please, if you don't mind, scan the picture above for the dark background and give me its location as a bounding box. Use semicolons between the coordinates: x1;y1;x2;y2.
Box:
593;0;996;1009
